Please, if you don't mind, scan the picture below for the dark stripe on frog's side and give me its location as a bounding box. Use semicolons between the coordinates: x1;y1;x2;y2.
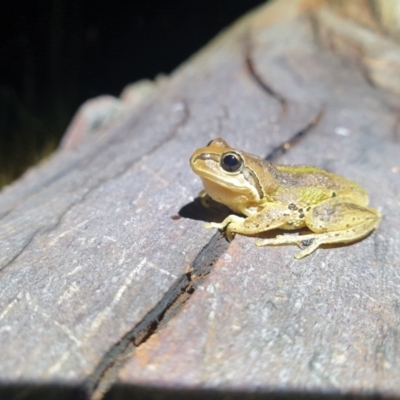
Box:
242;166;264;199
244;157;280;198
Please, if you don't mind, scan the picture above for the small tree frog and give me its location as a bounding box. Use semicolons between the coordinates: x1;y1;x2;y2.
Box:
190;138;380;258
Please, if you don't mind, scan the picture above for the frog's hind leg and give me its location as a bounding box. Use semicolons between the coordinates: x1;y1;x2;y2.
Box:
257;201;380;259
298;202;380;258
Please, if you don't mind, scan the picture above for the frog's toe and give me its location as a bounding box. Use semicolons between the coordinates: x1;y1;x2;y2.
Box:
257;235;295;245
255;239;273;247
294;247;314;259
204;222;220;229
294;250;307;259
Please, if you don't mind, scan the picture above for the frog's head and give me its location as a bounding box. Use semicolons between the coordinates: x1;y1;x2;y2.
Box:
190;138;279;209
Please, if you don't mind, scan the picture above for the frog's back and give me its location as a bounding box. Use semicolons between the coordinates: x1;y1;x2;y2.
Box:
273;164;368;206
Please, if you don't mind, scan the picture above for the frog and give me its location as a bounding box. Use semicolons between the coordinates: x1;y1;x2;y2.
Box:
189;138;380;259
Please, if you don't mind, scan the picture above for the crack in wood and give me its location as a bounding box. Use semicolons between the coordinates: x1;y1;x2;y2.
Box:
391;110;400;143
86;232;228;400
0;230;38;273
0;101;190;273
264;108;325;162
0;178;120;273
243;32;287;116
0;99;188;223
0;186;99;272
86;107;324;400
0;106;147;222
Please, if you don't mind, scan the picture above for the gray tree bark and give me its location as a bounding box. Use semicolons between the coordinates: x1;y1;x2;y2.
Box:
1;0;399;399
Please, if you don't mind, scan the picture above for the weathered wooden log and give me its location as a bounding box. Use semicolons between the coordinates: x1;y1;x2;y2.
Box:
1;0;399;399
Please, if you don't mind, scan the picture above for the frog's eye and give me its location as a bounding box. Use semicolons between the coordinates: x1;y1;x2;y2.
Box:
221;152;243;172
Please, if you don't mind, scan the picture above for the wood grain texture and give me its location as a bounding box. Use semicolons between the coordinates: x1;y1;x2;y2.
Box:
0;0;399;399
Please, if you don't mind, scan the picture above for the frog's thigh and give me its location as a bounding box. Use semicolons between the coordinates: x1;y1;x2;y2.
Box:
257;201;380;258
306;200;380;236
293;201;380;258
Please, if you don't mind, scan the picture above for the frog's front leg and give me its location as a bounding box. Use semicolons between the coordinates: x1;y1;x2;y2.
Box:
198;190;211;208
257;198;380;258
205;203;290;241
205;215;245;241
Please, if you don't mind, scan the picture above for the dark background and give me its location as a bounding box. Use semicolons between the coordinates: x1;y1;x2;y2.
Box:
0;0;266;188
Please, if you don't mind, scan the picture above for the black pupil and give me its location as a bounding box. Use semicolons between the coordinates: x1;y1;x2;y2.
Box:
222;154;241;172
